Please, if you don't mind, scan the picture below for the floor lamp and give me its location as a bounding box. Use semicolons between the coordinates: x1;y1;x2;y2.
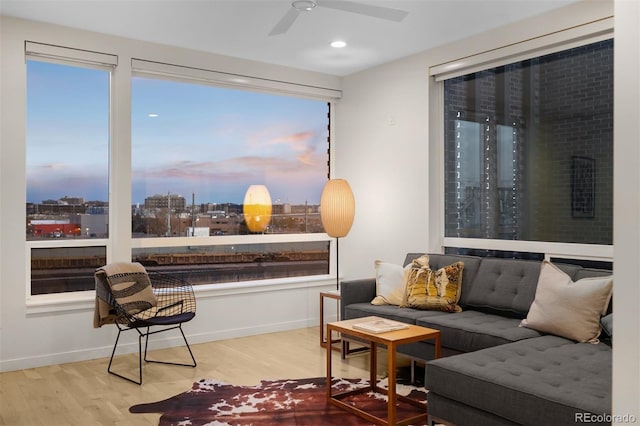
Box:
320;179;355;291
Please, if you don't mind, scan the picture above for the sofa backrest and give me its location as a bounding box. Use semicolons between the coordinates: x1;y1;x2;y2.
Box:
402;253;612;318
574;267;613;280
461;258;544;317
460;258;580;318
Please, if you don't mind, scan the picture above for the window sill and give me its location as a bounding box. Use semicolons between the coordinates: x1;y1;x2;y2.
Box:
25;274;338;316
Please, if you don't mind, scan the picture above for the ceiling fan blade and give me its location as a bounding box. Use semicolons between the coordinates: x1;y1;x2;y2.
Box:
317;0;408;22
269;7;301;36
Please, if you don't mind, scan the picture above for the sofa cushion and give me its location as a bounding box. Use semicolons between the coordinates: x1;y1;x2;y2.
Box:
462;258;544;318
576;267;614;315
520;261;613;343
425;335;612;426
427;392;521;426
401;254;430;307
371;260;409;306
344;302;450;324
404;253;482;304
403;257;465;312
416;310;541;353
600;313;613;338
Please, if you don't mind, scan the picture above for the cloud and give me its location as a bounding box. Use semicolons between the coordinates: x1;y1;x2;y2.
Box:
135;151;324;180
270;131;314;147
268;131;321;166
27;174;108;203
135;160;250;182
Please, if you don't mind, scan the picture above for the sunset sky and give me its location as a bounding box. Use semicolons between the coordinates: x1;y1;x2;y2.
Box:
27;60;329;206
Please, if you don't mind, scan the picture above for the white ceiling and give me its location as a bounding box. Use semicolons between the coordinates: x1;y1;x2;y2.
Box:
1;0;579;76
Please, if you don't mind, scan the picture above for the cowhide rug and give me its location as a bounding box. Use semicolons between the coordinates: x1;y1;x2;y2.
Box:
130;376;428;425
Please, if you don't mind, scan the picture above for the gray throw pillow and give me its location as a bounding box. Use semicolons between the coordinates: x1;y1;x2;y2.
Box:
600;313;613;337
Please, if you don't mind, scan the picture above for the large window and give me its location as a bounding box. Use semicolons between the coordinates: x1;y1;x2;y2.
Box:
130;74;331;286
26;52;112;296
131;76;329;238
25;50;335;295
443;39;613;246
26;60;110;240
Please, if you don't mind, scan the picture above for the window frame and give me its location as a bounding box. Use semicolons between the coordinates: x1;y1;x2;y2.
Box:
25;46;341;312
25;43;115;306
429;18;614;263
129;60;339;286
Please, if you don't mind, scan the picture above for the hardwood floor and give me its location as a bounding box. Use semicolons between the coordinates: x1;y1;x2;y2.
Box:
0;326;413;426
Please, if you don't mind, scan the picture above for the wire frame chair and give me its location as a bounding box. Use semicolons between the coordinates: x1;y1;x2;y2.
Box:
96;269;197;385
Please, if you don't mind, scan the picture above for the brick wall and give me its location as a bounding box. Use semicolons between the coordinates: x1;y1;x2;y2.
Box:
444;39;613;245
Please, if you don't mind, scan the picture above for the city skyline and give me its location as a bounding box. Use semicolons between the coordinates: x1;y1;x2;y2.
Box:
27;60;329;207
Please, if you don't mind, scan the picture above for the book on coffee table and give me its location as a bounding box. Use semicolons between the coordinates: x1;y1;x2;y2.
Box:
352;318;409;334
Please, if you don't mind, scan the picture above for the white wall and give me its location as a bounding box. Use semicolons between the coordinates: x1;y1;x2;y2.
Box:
338;0;639;423
613;0;640;422
0;16;340;372
335;55;431;275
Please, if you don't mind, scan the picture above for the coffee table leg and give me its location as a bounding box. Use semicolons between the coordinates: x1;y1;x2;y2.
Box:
326;325;332;399
370;342;377;388
387;342;397;425
320;293;325;347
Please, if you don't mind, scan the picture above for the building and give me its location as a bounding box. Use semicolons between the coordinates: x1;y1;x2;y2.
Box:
73;213;108;238
59;196;84;205
1;1;638;419
28;219;78;238
272;203;291;215
144;194;187;210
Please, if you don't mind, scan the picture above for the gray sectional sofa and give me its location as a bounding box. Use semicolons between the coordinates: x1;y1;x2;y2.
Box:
340;253;613;426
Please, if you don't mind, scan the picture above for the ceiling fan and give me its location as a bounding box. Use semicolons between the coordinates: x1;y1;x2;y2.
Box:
269;0;409;36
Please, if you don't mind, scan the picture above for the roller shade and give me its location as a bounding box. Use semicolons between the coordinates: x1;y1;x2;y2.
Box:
25;41;117;68
132;58;342;100
430;17;612;82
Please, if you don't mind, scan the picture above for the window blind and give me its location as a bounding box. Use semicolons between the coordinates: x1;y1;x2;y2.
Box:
430;17;613;82
131;58;342;101
25;41;117;69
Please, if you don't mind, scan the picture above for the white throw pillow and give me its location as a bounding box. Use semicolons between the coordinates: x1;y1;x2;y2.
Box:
371;260;409;306
520;261;613;343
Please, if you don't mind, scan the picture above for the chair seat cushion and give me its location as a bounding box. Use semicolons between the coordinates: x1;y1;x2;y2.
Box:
131;312;195;327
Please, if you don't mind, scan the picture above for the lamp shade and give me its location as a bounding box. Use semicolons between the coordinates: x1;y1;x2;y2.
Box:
243;185;272;233
320;179;355;238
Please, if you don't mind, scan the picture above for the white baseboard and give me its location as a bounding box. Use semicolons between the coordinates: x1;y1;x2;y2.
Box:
0;318;316;372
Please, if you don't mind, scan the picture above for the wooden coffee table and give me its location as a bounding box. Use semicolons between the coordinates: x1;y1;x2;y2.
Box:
326;316;441;425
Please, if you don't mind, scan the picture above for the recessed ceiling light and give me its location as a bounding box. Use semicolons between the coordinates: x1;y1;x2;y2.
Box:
292;0;317;12
330;40;347;48
147;113;159;118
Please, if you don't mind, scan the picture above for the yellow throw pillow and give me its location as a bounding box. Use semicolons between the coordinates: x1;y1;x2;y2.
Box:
433;261;465;304
403;258;465;313
400;255;430;307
